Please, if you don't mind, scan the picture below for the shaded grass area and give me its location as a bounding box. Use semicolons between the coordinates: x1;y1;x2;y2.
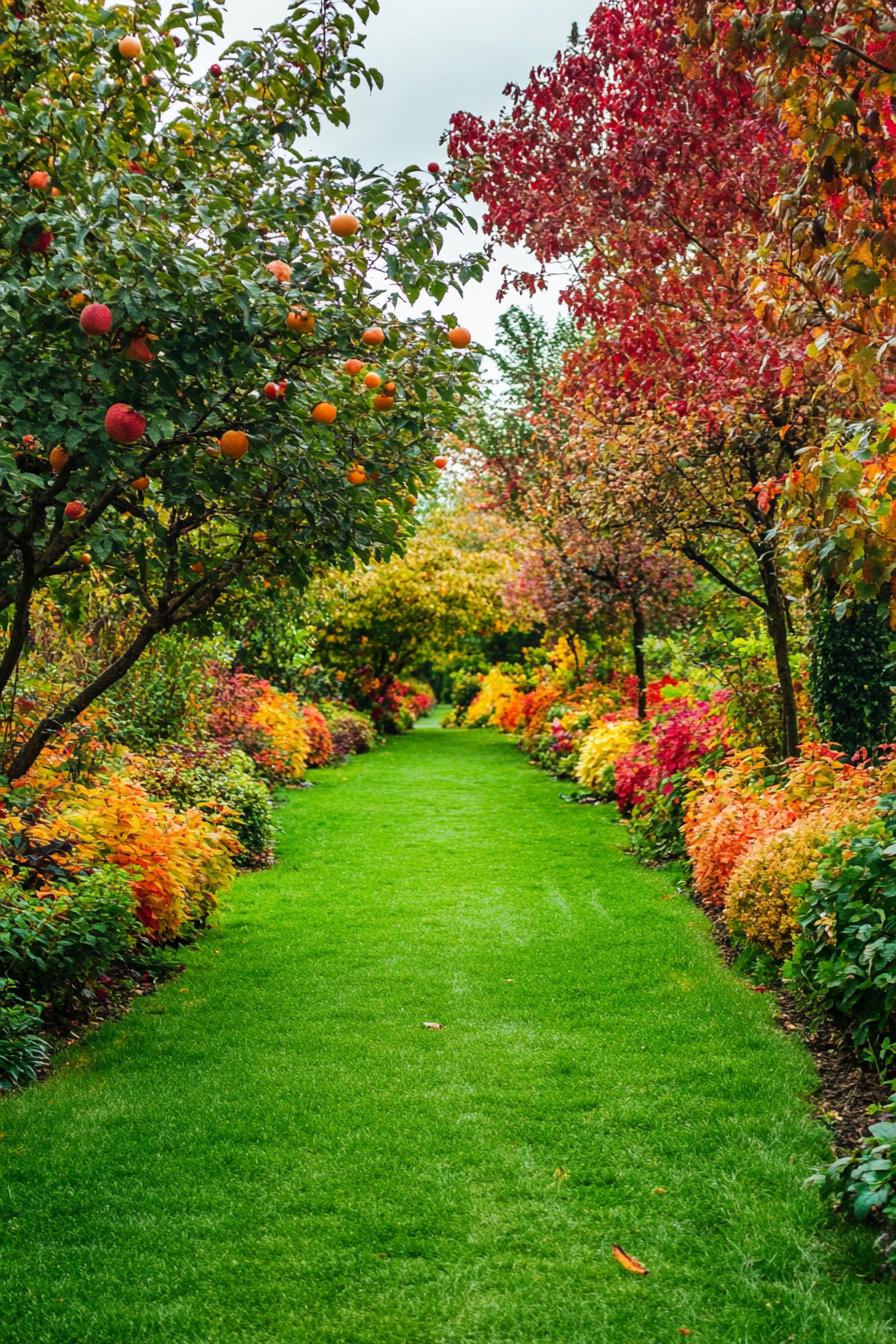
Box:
1;723;894;1343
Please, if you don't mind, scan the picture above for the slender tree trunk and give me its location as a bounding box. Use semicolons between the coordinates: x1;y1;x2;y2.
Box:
755;542;800;759
4;621;161;781
631;601;647;720
0;571;34;700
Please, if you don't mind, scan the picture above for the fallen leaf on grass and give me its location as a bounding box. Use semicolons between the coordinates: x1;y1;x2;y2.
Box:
651;1186;667;1195
422;1021;444;1030
752;985;769;993
553;1166;570;1182
612;1244;649;1275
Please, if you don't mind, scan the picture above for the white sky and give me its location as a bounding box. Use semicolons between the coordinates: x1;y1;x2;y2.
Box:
222;0;590;347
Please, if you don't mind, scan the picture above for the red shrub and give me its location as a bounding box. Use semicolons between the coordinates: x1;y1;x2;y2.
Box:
302;704;333;767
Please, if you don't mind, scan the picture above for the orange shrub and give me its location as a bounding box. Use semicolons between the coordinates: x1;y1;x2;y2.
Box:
25;774;237;940
251;685;309;781
685;786;792;907
496;689;528;734
519;684;563;750
685;744;884;910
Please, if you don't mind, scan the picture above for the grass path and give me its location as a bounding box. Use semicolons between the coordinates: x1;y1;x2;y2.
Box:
2;722;895;1343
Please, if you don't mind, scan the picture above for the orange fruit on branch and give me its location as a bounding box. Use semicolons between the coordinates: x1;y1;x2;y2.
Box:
363;371;381;389
329;213;360;237
311;401;337;425
266;259;292;283
362;326;385;346
344;358;364;376
118;34;143;59
448;325;472;348
220;429;250;459
287;307;314;333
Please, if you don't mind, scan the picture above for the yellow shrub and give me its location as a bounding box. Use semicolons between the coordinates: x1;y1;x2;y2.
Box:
251;684;310;782
724;799;877;959
465;668;520;728
575;718;641;796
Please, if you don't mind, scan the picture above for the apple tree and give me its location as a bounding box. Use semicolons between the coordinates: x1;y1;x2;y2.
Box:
0;0;484;779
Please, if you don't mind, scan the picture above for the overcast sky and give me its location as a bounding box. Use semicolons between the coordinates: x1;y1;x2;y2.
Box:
222;0;590;348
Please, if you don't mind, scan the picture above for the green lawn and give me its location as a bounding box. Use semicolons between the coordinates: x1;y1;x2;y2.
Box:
1;721;894;1343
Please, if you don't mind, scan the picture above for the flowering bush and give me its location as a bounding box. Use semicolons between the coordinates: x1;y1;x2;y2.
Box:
519;684;565;751
576;717;641;797
496;689;529;733
301;704;334;768
615;696;730;813
527;706;598;777
403;678;437;720
360;675;434;733
614;740;661;816
685;747;885;909
683;752;788;905
615;696;732;860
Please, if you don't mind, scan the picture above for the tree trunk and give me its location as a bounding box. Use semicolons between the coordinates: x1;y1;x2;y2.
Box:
755;541;800;759
631;601;647;721
4;621;160;781
0;572;34;700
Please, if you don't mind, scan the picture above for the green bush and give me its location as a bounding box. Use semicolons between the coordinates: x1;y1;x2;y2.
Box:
812;1099;896;1270
103;634;215;750
627;783;690;863
0;867;139;1010
130;744;275;866
0;978;50;1090
788;796;896;1069
810;593;894;757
